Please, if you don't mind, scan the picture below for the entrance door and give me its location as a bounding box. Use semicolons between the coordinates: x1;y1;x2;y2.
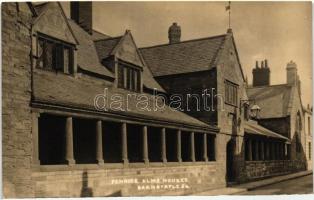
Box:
226;138;235;183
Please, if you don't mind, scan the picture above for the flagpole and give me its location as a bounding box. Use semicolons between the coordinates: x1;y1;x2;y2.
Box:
228;1;231;29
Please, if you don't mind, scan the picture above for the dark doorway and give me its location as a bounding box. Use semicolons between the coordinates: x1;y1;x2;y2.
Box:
103;122;122;163
226;137;236;183
73;118;97;164
148;127;162;162
38;114;67;165
127;124;143;163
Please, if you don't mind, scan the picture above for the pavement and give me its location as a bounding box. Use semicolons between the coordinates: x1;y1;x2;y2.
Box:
238;174;313;195
193;170;313;195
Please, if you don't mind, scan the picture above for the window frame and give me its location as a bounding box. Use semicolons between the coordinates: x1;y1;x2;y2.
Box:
36;33;75;74
224;80;238;107
117;60;142;92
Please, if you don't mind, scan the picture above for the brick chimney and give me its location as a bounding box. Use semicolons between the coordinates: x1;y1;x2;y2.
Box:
168;22;181;44
286;61;301;95
252;59;271;87
70;2;93;34
286;60;298;85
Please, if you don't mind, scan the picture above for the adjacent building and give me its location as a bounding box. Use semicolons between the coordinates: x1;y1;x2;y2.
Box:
303;104;313;170
247;60;308;170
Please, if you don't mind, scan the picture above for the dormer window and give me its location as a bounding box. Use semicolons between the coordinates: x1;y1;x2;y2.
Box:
37;35;74;74
117;61;141;92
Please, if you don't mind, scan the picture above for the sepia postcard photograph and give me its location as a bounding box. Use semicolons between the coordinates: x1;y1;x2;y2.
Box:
1;1;313;198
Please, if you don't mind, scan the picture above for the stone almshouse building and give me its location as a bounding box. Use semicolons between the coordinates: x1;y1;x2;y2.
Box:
2;2;309;198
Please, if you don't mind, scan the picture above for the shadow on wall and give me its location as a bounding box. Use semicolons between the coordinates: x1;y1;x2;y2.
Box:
291;133;308;170
80;170;93;197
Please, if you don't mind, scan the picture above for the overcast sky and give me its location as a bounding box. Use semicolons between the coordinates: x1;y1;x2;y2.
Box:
61;1;312;106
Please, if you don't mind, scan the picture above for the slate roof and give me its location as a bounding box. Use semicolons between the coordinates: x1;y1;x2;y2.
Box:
246;84;294;119
67;19;114;78
94;36;165;92
244;120;289;141
33;71;217;132
140;34;227;77
94;36;123;59
91;30;111;41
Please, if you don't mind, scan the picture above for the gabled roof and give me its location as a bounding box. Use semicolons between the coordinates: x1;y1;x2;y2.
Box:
32;2;79;45
94;32;165;92
246;84;294;119
244;120;289;141
140;34;227;77
67;19;114;78
91;29;111;41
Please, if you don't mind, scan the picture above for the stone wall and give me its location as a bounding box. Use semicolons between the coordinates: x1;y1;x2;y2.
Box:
2;3;34;198
242;160;306;182
32;163;226;197
156;70;217;125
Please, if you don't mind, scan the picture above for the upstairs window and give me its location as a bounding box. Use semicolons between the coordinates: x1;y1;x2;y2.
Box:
117;61;141;92
225;80;238;106
37;35;74;74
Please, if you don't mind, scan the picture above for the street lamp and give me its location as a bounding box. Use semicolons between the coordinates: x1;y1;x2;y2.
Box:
240;99;261;120
250;104;261;119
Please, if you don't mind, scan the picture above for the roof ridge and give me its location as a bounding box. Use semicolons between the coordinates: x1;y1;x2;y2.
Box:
94;35;123;42
140;33;227;49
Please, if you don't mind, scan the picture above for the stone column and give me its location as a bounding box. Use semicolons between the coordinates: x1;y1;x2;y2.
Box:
276;143;280;160
270;142;274;160
32;112;40;165
255;140;259;161
260;140;265;161
280;143;284;160
96;120;104;165
161;128;167;163
65;117;75;165
121;123;128;165
190;132;196;162
176;130;182;162
247;139;252;161
266;142;270;160
203;133;208;162
284;143;288;160
142;126;149;164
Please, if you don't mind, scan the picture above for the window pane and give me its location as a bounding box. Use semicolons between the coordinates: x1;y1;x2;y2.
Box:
133;69;137;91
117;65;124;88
44;41;54;70
137;70;141;91
63;47;69;74
123;67;128;89
54;44;64;71
128;68;132;90
37;39;44;68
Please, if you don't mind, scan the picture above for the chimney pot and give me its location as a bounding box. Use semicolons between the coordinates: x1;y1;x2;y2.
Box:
265;59;268;68
252;60;271;86
168;22;181;44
